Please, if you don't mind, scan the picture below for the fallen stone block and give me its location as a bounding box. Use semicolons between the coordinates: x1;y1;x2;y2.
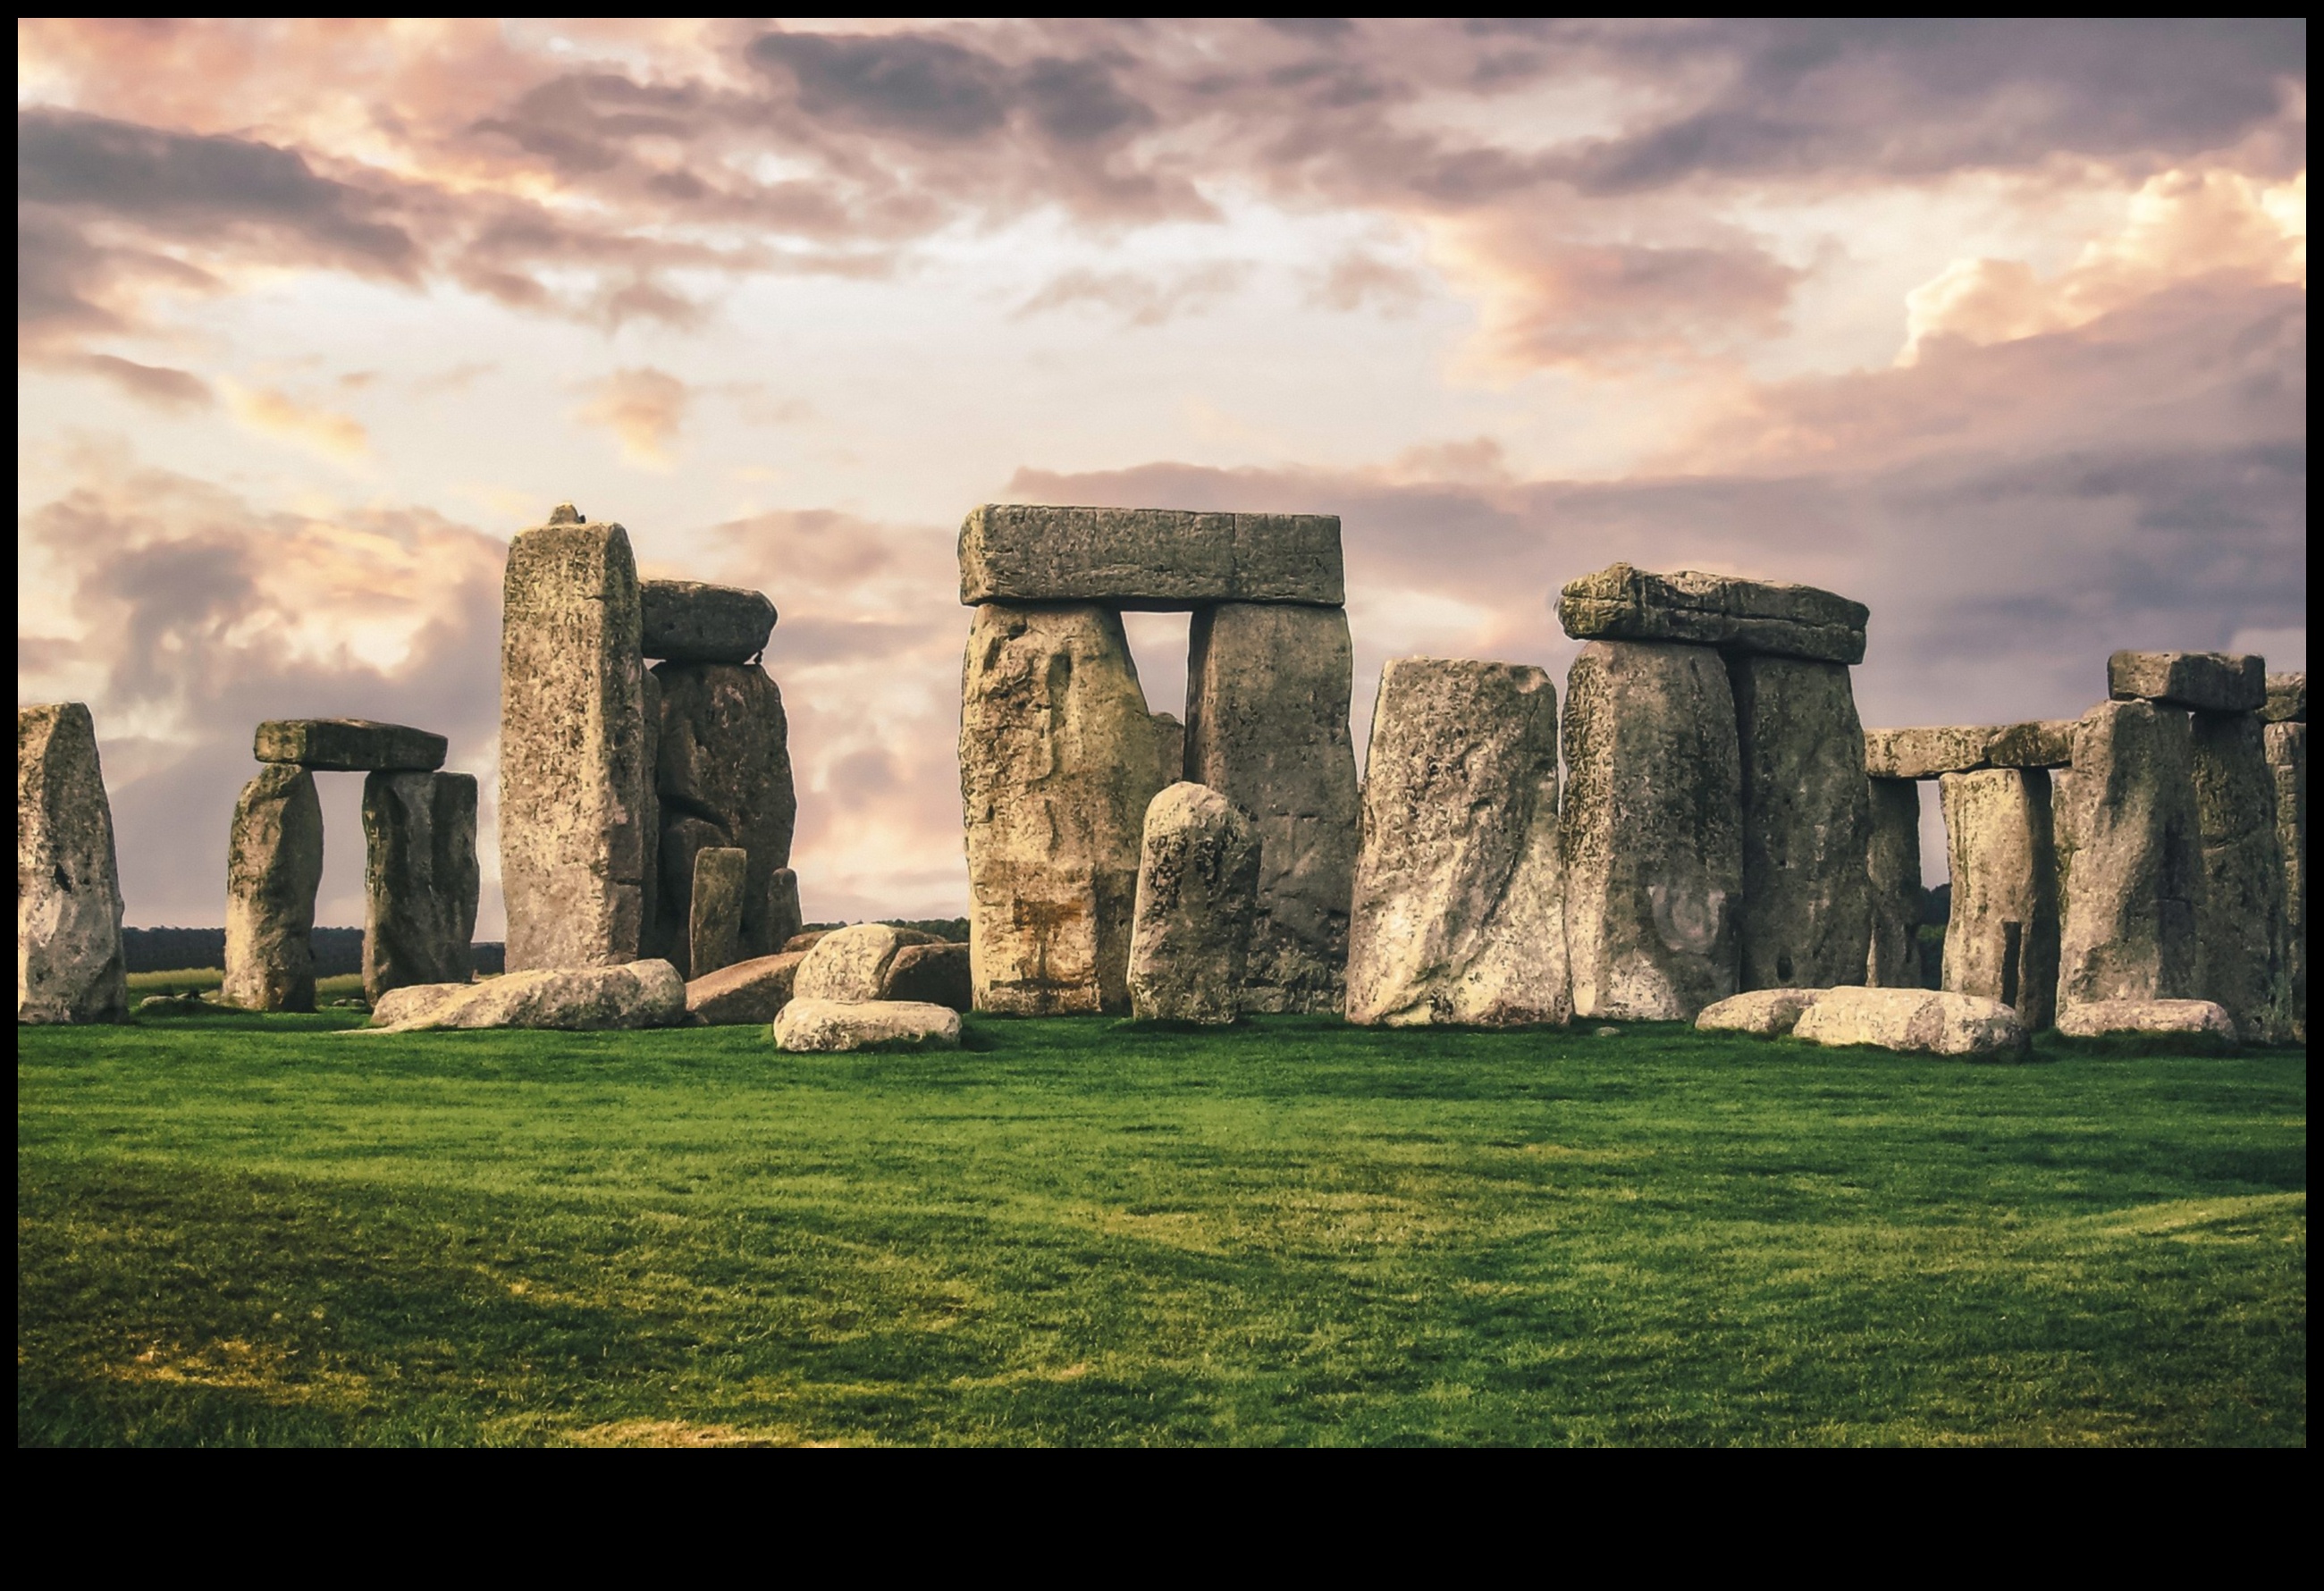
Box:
1863;726;1994;780
365;960;685;1031
1865;779;1923;986
2261;672;2304;724
255;718;446;772
773;998;962;1053
686;950;807;1025
1984;720;2076;770
957;504;1344;608
640;579;777;663
2056;699;2202;1006
1790;986;2028;1056
223;763;324;1012
1556;562;1867;665
2108;651;2265;713
18;702;128;1024
881;941;972;1012
1128;783;1261;1024
1695;988;1823;1037
2054;998;2237;1040
1940;768;2059;1030
795;922;941;1004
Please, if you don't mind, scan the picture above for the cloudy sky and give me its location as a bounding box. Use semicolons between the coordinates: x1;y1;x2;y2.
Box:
17;19;2307;932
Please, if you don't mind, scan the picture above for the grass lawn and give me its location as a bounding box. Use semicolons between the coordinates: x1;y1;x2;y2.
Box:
126;970;366;1002
17;1012;2305;1446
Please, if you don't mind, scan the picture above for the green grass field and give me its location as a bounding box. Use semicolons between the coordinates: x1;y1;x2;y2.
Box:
126;970;367;1002
17;1011;2305;1446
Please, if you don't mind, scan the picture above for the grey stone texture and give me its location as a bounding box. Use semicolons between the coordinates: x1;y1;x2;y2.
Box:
2055;700;2202;1009
1127;782;1263;1024
1183;602;1360;1012
499;505;653;972
223;763;324;1013
366;960;685;1031
774;998;963;1053
960;602;1172;1014
2108;650;2265;713
640;579;777;663
1865;779;1924;987
958;504;1344;609
686;950;807;1026
2266;722;2304;1043
1562;641;1740;1020
255;718;445;771
1556;562;1867;665
1791;987;2029;1056
1939;769;2059;1031
1695;988;1823;1037
1151;713;1186;793
688;846;748;980
794;922;942;1005
1863;726;1994;780
18;703;128;1024
1986;720;2076;770
2190;711;2288;1042
1348;659;1570;1027
2261;672;2305;724
359;770;477;1003
2055;998;2237;1040
650;661;798;969
1730;654;1872;991
883;942;972;1011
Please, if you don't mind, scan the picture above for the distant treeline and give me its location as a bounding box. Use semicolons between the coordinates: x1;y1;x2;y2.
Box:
122;928;506;976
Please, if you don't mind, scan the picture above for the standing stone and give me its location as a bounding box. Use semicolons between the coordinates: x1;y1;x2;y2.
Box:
18;703;127;1024
2055;700;2202;1009
960;602;1170;1014
223;763;324;1012
1865;778;1923;986
500;505;652;972
2190;711;2287;1043
1562;642;1740;1020
765;866;804;956
1730;654;1872;991
639;669;661;963
2265;722;2304;1042
360;770;477;1002
1939;769;2059;1031
1348;659;1569;1027
1127;783;1261;1024
689;846;747;980
2261;672;2305;724
1184;602;1360;1012
651;661;796;964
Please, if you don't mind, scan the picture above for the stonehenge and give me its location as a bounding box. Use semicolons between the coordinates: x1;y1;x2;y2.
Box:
2055;699;2203;1008
1730;654;1871;991
1864;779;1923;986
366;961;686;1032
1938;769;2059;1031
18;703;128;1024
2189;709;2287;1042
1791;987;2028;1057
2266;712;2304;1043
223;762;325;1011
361;770;478;1001
1130;782;1262;1024
2107;651;2265;713
774;998;963;1053
687;846;748;980
1695;988;1823;1037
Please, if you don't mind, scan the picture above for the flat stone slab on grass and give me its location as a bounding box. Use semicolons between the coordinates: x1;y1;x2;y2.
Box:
2055;998;2237;1040
1791;986;2027;1056
1556;562;1867;664
254;718;447;771
958;504;1344;608
1695;988;1823;1037
363;960;684;1031
773;997;962;1053
686;950;806;1025
641;579;777;663
2108;651;2265;713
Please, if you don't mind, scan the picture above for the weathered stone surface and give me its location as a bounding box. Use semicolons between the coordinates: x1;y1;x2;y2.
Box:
1557;563;1867;665
18;703;127;1024
2055;700;2202;1006
1151;712;1186;792
1184;602;1360;1012
366;960;685;1031
1863;726;1994;780
773;998;962;1053
651;661;797;964
1865;779;1923;987
1127;783;1261;1024
1562;641;1739;1020
686;950;806;1025
1985;720;2076;770
795;922;941;1004
882;941;972;1011
1792;987;2028;1056
360;770;477;1002
2055;998;2237;1040
639;669;661;965
2266;722;2304;1042
1695;988;1823;1037
1349;659;1569;1027
689;846;747;980
961;602;1171;1014
765;867;804;957
1939;769;2059;1030
958;504;1344;609
255;718;445;772
784;930;829;953
223;763;324;1012
1730;655;1872;991
2261;672;2305;723
500;506;652;971
2190;711;2287;1042
640;579;777;663
2109;651;2265;713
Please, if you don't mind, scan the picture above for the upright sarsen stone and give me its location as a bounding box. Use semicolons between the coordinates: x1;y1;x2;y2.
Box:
1865;778;1923;986
18;703;127;1024
688;846;747;980
1347;660;1568;1026
961;602;1171;1014
1127;783;1262;1024
360;770;477;1002
500;505;652;972
1730;654;1871;990
651;660;796;966
223;763;324;1012
1562;642;1741;1020
1939;769;2059;1030
2055;700;2202;1008
2190;711;2287;1042
1184;602;1360;1012
2266;722;2305;1042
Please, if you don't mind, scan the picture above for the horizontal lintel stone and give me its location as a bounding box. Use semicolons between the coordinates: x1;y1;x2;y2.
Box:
2108;650;2264;712
641;579;776;663
1983;720;2076;769
1555;562;1866;663
2262;671;2305;723
255;718;445;771
958;503;1343;608
1863;724;1993;780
